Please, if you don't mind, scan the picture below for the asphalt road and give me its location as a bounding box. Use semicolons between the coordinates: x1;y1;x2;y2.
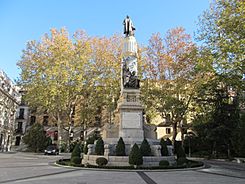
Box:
0;152;244;184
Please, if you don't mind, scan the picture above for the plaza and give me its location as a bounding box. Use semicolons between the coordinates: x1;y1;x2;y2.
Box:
0;152;244;184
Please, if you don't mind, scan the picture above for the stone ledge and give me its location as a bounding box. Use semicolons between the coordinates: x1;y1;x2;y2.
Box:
82;155;175;167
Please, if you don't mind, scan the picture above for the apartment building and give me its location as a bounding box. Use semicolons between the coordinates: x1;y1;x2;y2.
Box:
0;69;20;152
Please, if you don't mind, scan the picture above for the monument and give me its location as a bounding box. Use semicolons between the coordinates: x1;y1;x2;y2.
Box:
118;15;144;140
82;16;174;166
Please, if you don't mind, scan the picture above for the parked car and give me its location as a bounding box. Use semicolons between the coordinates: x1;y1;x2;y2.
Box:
44;144;59;155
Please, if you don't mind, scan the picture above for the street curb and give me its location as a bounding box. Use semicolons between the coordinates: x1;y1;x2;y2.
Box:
52;161;206;172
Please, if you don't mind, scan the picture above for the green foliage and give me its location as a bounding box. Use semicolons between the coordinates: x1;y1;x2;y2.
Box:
159;160;170;167
22;123;49;152
166;138;172;145
60;141;68;153
177;157;188;166
95;137;104;155
231;113;245;157
96;157;108;166
129;143;143;166
83;135;97;154
115;137;126;156
175;141;186;159
192;79;241;158
140;139;151;156
197;0;244;76
71;156;81;165
71;143;81;158
160;138;169;156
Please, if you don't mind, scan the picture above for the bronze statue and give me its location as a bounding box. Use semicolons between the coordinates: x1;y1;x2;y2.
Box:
123;15;136;36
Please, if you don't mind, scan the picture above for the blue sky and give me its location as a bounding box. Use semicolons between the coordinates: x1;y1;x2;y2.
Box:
0;0;210;81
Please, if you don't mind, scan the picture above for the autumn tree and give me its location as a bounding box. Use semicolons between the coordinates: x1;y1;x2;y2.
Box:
74;35;123;140
142;27;208;144
18;28;92;149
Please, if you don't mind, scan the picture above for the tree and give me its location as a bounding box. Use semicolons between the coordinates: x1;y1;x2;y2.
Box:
232;113;245;157
192;76;241;158
115;137;126;156
129;143;143;166
142;28;204;145
140;139;151;156
18;28;92;150
23;123;48;152
197;0;244;78
18;29;123;151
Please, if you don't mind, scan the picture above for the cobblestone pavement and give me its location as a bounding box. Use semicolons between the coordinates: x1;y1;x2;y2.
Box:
0;152;244;184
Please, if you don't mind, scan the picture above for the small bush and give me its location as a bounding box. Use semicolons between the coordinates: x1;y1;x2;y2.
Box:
71;144;81;158
160;138;168;156
95;137;104;155
175;141;186;159
129;143;143;166
159;160;170;167
166;138;172;145
83;136;97;154
96;157;108;166
140;139;151;156
116;137;126;156
71;156;81;165
177;157;187;166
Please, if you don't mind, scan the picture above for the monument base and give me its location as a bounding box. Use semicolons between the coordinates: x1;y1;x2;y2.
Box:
118;88;144;140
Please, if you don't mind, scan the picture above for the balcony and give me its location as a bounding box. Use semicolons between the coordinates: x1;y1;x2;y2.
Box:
17;115;25;120
15;129;23;134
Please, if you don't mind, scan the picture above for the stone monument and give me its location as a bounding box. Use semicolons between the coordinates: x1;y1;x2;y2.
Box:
83;17;175;166
118;16;144;141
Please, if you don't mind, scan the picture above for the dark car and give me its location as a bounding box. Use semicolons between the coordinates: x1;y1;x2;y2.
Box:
44;145;59;155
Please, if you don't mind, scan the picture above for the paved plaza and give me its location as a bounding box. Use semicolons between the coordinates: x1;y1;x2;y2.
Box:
0;152;244;184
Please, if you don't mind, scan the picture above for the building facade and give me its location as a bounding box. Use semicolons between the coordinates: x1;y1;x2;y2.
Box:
0;70;20;152
13;94;29;148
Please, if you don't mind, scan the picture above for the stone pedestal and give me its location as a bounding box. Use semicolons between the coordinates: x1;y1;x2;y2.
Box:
118;88;144;139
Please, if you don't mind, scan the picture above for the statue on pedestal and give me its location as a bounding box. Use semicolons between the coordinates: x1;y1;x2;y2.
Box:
123;15;136;37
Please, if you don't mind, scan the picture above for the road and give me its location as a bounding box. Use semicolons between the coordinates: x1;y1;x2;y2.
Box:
0;152;244;184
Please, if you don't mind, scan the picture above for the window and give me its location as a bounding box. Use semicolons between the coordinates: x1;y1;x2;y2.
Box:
17;122;23;129
30;116;36;125
16;122;23;134
43;116;48;126
166;128;171;134
19;108;25;119
15;136;21;146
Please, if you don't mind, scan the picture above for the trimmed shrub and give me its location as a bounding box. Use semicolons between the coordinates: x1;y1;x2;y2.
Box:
176;145;186;159
96;157;108;166
129;143;143;166
166;138;172;145
159;160;170;167
177;157;187;166
95;137;104;155
160;138;168;156
71;156;81;165
140;139;151;156
116;137;126;156
71;143;81;158
83;136;97;154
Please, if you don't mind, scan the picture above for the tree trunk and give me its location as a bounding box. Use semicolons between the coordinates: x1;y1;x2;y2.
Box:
227;144;230;159
57;113;62;153
172;122;177;145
